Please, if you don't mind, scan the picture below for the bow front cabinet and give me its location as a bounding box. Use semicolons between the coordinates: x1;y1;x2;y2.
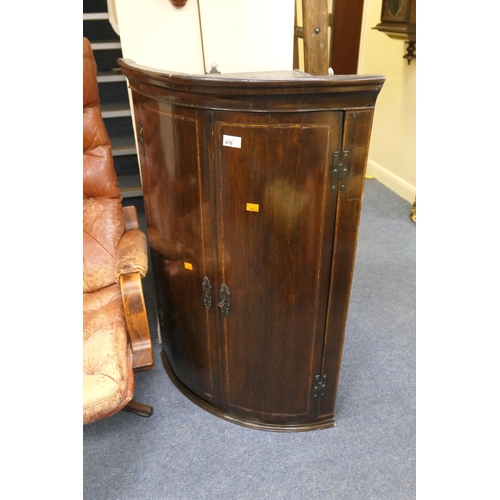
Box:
119;60;384;431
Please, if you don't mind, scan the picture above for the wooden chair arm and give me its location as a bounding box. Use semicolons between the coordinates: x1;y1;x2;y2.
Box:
120;272;154;371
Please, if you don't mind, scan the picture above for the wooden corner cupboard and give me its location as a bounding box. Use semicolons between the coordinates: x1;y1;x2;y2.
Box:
118;59;385;432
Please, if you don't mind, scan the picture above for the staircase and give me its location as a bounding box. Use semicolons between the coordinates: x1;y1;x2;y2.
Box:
83;0;142;198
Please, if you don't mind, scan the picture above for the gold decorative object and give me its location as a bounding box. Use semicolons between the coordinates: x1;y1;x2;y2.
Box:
410;198;416;223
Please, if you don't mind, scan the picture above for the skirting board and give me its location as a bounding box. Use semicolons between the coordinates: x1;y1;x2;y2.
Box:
366;159;416;203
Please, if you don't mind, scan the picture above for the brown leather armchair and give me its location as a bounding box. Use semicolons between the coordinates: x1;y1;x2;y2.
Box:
83;37;154;424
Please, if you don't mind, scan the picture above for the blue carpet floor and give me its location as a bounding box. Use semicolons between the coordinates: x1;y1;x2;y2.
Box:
83;178;416;500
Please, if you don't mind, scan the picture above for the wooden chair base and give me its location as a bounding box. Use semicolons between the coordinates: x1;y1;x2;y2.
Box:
122;400;153;418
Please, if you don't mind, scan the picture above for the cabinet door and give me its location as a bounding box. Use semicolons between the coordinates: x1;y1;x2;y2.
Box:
318;108;376;419
213;111;343;425
132;95;219;404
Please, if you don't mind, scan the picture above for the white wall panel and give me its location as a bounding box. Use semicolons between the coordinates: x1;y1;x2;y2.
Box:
198;0;295;74
113;0;205;74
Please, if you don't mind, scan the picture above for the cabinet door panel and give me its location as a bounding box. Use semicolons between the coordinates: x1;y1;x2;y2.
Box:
214;112;342;423
133;95;218;402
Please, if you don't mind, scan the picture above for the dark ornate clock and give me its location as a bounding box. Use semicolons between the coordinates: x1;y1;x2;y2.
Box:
373;0;416;64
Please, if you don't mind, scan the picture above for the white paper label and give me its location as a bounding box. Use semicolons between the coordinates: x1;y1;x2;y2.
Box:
223;135;242;149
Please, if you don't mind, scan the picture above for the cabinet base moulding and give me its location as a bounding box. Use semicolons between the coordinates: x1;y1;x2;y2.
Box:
161;350;336;432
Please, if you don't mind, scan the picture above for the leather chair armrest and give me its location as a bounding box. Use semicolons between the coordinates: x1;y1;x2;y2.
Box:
116;229;148;280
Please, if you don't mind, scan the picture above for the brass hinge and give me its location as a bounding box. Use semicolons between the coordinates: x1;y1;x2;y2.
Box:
330;151;351;191
313;374;327;398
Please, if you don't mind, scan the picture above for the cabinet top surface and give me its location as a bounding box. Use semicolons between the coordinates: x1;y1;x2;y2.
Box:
118;60;385;112
118;59;385;93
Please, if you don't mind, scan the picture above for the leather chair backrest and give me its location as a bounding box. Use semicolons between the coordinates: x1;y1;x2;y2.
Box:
83;37;125;294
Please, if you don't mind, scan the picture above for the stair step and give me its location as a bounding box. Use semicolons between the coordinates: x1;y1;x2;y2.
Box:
114;155;140;176
91;41;121;50
113;145;137;157
83;0;108;14
83;13;109;21
111;135;137;156
101;102;132;118
118;175;143;198
97;71;126;83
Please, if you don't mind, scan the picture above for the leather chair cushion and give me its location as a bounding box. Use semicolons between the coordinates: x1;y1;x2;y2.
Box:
83;36;124;296
83;198;125;293
83;37;121;202
83;284;134;424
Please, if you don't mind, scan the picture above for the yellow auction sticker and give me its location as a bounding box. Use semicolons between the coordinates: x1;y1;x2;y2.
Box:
246;203;260;212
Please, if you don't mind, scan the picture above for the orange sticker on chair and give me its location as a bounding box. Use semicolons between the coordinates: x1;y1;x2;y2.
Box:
184;262;193;270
